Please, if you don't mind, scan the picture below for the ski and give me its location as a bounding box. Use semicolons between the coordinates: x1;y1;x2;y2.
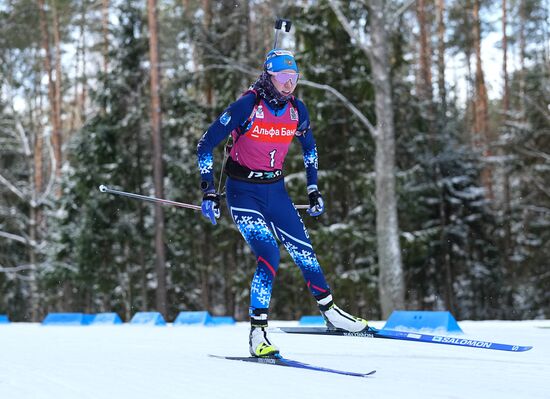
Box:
273;327;533;352
209;354;376;378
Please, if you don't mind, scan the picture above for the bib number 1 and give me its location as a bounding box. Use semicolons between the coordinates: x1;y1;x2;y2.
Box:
269;149;277;168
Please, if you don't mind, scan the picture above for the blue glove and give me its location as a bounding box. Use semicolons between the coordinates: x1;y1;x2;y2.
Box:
201;191;221;225
307;187;324;217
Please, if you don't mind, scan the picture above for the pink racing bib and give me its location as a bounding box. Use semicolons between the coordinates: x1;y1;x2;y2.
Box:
229;99;299;171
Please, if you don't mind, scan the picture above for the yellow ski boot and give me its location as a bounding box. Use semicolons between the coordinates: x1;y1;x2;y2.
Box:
249;326;279;357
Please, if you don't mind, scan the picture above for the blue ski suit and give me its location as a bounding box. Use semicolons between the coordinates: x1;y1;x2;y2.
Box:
197;91;330;318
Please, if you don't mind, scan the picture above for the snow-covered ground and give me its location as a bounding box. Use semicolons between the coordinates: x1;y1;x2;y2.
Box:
0;320;548;399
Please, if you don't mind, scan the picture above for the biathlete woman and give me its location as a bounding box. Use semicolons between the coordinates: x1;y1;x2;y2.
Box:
197;49;369;357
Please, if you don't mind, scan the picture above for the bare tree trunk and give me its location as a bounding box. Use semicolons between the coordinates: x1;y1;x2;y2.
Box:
416;0;437;137
147;0;167;317
70;6;82;134
259;2;272;53
202;0;212;38
435;0;455;313
417;0;455;314
80;13;88;121
28;206;39;320
33;59;45;204
225;242;238;317
102;0;110;75
28;126;40;321
202;0;213;105
138;208;149;312
473;0;493;200
135;126;148;313
416;0;434;106
200;250;210;311
31;101;43;318
436;0;447;114
518;0;527;113
328;0;405;318
35;0;56;319
194;233;210;311
52;2;63;196
368;0;405;318
463;0;475;133
34;133;44;197
38;0;62;194
501;0;513;299
502;0;510;112
122;241;132;319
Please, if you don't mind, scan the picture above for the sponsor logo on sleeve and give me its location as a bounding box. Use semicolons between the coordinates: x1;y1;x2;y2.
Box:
219;111;231;126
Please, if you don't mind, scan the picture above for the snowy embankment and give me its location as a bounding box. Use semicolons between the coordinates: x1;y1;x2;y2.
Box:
0;320;548;399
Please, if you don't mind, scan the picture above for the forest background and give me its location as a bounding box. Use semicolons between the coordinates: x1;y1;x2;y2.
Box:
0;0;548;323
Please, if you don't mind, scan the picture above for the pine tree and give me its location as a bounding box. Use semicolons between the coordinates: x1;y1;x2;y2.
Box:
46;1;155;319
0;0;51;320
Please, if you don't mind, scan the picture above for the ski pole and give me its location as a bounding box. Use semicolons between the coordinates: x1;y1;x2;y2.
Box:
98;185;201;211
99;185;309;211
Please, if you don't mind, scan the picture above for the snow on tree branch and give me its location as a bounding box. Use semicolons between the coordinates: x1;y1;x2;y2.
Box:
15;119;32;157
0;264;34;273
36;133;57;207
298;79;377;138
327;0;372;59
0;173;26;201
0;230;29;245
393;0;417;23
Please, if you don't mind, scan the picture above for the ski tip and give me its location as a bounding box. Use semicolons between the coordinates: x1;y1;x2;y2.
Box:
518;346;533;352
